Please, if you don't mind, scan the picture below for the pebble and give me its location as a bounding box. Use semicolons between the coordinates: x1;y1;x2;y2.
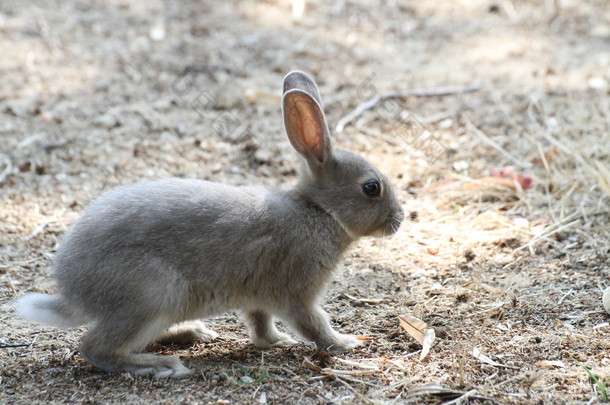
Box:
240;375;254;384
96;113;119;128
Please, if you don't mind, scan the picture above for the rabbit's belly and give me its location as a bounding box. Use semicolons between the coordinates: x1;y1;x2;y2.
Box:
188;287;284;320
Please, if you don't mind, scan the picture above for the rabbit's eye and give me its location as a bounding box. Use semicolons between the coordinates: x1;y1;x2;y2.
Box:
362;180;381;197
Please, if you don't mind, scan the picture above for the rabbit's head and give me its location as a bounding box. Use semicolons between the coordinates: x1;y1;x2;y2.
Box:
282;71;404;239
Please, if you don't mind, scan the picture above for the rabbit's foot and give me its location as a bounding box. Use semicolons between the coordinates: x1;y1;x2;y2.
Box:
123;354;193;378
252;332;298;349
157;320;219;345
326;334;364;354
243;310;296;349
284;306;365;354
82;350;192;378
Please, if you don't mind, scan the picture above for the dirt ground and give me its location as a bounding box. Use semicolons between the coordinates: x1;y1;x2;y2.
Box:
1;0;610;404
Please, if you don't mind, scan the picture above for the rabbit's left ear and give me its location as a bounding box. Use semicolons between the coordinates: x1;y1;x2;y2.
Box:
282;88;332;165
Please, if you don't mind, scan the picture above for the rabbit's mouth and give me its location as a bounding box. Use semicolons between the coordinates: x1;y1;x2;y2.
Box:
369;210;404;238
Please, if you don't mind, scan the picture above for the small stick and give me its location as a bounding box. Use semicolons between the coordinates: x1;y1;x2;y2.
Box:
341;292;384;305
334;358;379;370
0;343;31;349
442;389;479;405
558;289;575;305
336;85;481;133
515;217;582;254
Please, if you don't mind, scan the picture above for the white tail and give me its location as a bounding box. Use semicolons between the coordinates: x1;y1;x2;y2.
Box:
13;293;85;329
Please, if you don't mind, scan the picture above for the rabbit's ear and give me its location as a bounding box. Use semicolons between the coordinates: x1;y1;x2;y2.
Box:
282;88;332;165
283;71;322;106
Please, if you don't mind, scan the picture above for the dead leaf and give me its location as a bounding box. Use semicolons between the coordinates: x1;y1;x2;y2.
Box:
398;314;427;345
420;328;436;360
426;247;439;255
491;167;533;189
398;314;436;359
464;176;517;190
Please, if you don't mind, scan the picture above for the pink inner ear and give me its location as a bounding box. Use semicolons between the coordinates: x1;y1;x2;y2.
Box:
285;95;326;163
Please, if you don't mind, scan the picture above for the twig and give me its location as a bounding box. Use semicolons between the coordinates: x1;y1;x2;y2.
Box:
406;385;497;404
515;217;581;254
558;289;574;305
0;343;31;349
442;389;479;405
333;358;379;371
341;292;384;305
336;85;481;133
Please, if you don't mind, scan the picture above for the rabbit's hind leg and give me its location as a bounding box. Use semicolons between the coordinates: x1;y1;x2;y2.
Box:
156;320;219;345
243;310;297;348
80;316;192;378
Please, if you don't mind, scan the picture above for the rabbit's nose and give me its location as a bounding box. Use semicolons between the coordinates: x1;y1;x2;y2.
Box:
390;209;404;233
394;208;405;225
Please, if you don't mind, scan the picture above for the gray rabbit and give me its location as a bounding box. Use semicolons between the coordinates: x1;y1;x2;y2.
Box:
14;71;404;378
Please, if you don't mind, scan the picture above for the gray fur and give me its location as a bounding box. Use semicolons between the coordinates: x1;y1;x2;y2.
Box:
14;71;404;378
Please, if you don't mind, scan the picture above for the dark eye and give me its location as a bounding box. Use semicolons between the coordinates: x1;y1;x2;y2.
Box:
362;180;381;197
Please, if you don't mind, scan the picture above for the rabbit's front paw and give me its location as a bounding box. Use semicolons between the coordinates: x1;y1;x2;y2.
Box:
189;320;220;343
327;334;364;354
253;332;298;349
157;320;219;345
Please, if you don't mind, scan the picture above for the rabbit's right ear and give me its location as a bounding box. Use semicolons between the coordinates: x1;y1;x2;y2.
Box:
283;71;323;106
282;87;332;166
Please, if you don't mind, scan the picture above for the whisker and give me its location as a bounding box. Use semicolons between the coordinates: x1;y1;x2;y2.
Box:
378;227;386;255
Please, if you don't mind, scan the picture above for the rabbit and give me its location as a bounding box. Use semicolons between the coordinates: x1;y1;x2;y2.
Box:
13;71;404;378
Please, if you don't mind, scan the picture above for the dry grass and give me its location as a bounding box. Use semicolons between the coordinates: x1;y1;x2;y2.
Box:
1;0;610;404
